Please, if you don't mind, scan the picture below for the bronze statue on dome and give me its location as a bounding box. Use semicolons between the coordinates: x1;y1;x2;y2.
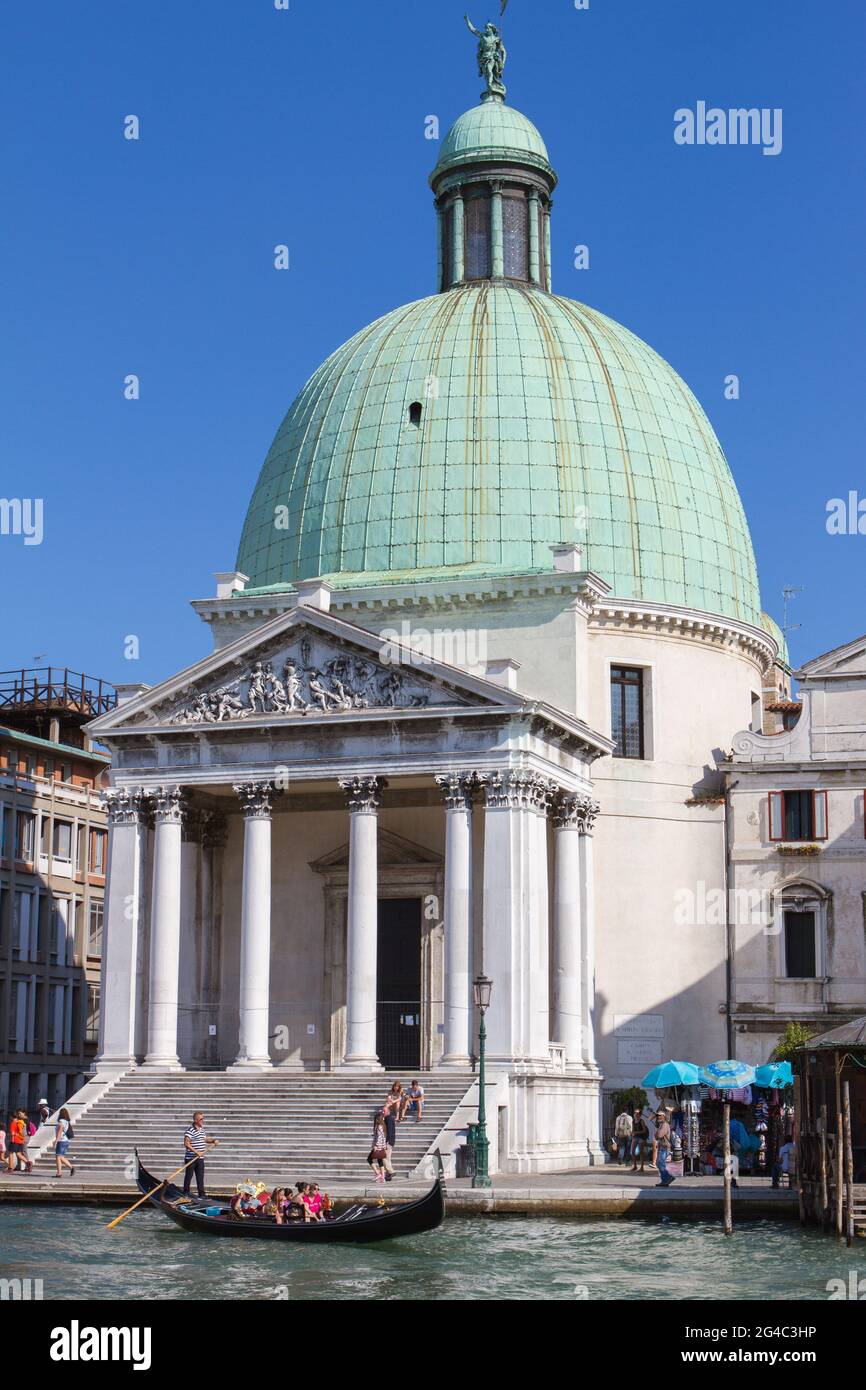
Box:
465;14;507;99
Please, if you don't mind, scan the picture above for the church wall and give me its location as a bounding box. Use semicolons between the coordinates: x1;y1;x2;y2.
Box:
587;625;765;1088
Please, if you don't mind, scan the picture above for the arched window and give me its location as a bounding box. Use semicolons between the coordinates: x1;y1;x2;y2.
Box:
408;401;422;427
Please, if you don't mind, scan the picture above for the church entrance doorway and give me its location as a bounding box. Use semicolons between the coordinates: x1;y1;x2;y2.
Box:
376;897;422;1070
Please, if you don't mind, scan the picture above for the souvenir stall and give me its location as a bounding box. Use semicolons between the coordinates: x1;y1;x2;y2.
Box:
640;1059;794;1179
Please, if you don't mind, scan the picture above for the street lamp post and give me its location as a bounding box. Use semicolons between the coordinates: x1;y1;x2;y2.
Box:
472;973;493;1189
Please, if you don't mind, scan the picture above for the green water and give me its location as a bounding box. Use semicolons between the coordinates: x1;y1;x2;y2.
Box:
0;1205;861;1301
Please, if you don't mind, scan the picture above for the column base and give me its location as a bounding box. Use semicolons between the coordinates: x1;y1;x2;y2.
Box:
437;1054;472;1069
92;1057;136;1076
228;1057;274;1072
140;1057;185;1072
336;1057;385;1072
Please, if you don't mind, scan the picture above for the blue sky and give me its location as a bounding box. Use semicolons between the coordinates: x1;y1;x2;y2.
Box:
2;0;864;686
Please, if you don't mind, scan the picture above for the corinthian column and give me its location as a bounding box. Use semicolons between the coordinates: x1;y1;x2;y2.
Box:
338;776;386;1071
230;783;276;1069
142;786;186;1070
576;794;600;1070
481;771;554;1069
97;787;147;1071
551;793;584;1068
435;772;476;1067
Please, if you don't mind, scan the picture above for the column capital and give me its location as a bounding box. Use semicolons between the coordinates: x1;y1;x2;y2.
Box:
233;781;277;819
149;785;187;825
200;809;229;849
490;178;503;195
103;787;148;827
480;770;556;814
559;792;599;834
553;790;600;831
527;185;541;204
435;771;480;812
339;775;386;813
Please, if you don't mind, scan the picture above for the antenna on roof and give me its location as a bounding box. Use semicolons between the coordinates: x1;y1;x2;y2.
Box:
782;585;804;640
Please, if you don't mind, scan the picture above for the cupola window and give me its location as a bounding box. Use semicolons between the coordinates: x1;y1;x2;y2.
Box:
408;401;423;427
464;193;491;280
502;193;529;280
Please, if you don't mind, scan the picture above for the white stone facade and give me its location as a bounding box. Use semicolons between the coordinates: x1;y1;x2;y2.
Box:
87;558;795;1171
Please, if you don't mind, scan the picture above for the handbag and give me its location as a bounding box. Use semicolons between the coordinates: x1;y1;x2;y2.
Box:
368;1146;386;1162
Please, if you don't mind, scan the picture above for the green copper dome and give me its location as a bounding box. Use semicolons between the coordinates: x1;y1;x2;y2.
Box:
236;281;762;625
432;98;555;181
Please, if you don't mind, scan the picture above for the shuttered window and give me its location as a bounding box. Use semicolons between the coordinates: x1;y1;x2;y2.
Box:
768;790;828;841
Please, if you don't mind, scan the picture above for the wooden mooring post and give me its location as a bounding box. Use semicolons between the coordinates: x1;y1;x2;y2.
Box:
793;1075;806;1224
842;1080;855;1248
723;1100;733;1236
835;1117;844;1236
818;1104;829;1230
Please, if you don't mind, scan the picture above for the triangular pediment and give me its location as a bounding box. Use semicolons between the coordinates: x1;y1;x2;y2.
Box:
88;602;519;737
798;633;866;680
310;829;443;874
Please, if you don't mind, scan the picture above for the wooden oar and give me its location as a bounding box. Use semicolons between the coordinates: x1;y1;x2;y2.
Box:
106;1151;217;1230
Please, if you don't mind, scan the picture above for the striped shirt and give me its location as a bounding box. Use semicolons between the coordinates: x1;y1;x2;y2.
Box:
183;1124;208;1156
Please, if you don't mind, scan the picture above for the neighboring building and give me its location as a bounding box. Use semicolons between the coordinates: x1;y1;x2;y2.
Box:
725;634;866;1062
0;668;114;1116
79;40;824;1171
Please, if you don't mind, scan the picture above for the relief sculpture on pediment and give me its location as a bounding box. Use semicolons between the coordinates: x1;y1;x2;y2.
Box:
162;634;447;725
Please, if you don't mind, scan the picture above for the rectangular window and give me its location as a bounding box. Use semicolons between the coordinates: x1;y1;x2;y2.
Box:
785;910;817;978
443;202;454;288
90;829;107;875
86;982;100;1044
768;790;828;842
14;811;35;861
502;193;528;280
52;819;73;860
0;804;8;857
464;193;491;280
87;899;104;958
611;666;645;759
12;891;33;960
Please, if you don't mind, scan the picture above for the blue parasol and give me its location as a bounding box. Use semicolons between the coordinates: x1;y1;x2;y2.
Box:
641;1060;702;1089
699;1059;756;1089
754;1060;793;1089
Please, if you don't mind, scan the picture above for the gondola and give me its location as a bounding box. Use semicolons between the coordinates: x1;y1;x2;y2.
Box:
133;1152;445;1244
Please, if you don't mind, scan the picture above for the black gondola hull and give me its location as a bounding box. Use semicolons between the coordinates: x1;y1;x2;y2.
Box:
133;1153;445;1244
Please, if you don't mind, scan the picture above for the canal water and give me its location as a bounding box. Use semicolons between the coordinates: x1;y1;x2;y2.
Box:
0;1205;861;1300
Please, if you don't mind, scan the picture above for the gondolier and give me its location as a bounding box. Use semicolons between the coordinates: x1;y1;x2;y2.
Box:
182;1112;219;1197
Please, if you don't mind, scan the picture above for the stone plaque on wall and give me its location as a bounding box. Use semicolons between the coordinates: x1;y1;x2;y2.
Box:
613;1013;665;1039
617;1038;663;1065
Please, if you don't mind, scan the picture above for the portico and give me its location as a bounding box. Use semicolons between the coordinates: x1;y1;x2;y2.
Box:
88;597;610;1165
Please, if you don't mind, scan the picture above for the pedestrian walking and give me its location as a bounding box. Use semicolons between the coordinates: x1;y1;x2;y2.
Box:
181;1111;219;1197
653;1108;675;1188
614;1106;633;1165
8;1111;33;1173
37;1098;51;1127
630;1106;649;1173
367;1109;392;1184
54;1108;75;1177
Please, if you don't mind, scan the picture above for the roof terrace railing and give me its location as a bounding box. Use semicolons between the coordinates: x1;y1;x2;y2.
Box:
0;667;117;719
